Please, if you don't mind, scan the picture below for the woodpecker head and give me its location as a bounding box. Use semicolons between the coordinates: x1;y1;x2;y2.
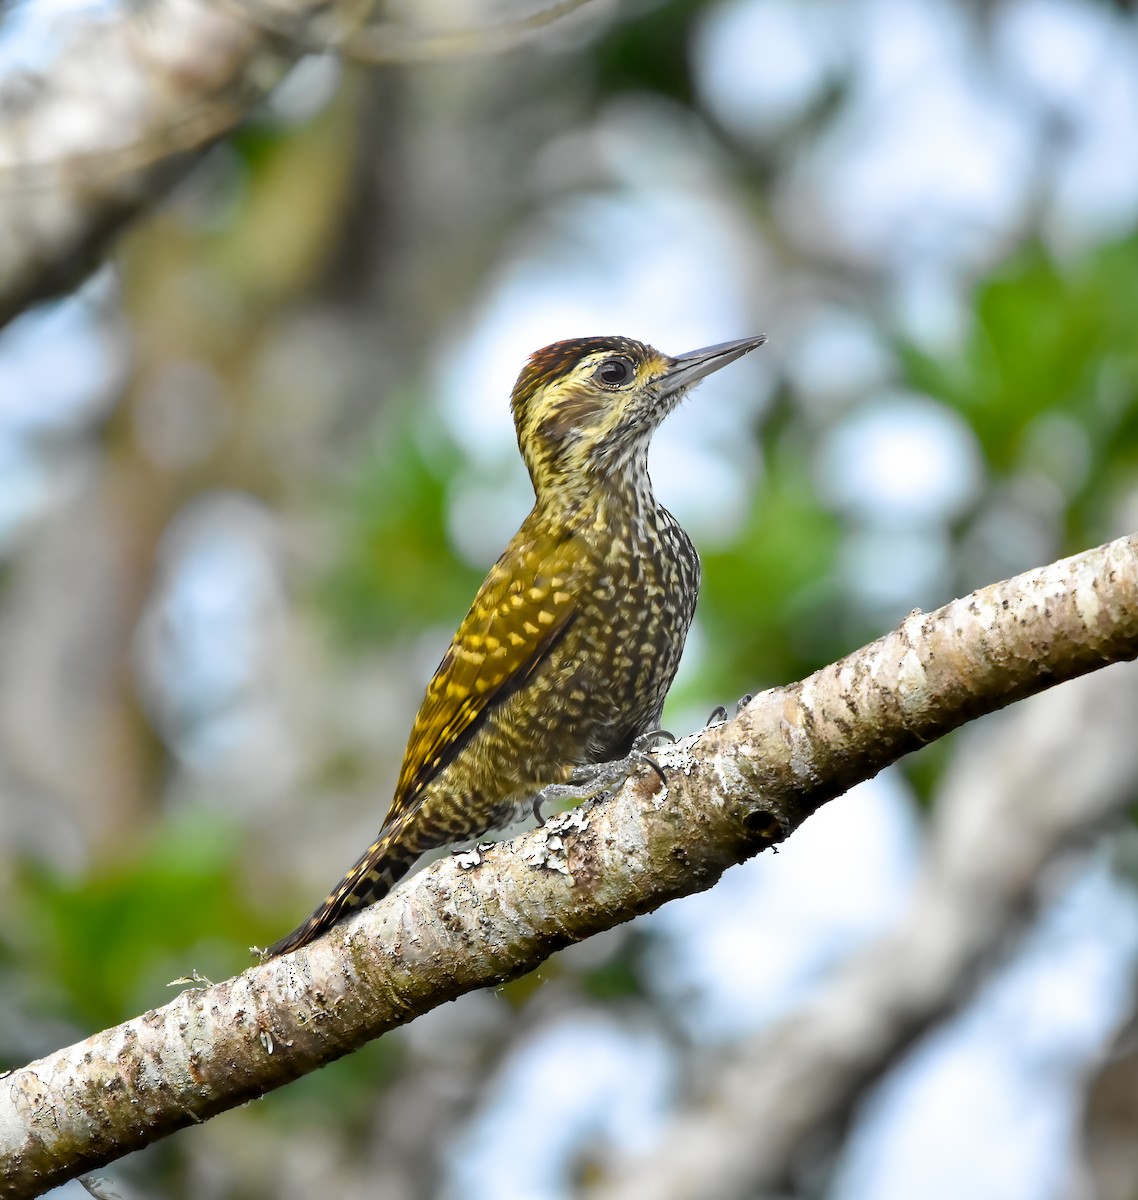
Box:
510;334;766;501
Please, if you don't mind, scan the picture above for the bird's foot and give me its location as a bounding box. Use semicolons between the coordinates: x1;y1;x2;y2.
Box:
706;694;754;726
532;771;612;823
531;733;675;822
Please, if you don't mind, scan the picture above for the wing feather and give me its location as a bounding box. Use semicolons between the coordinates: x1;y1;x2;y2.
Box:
386;529;585;821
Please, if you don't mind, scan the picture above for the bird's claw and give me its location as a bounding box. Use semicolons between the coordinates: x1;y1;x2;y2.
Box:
632;728;674;752
632;749;667;783
707;696;753;726
630;729;674;783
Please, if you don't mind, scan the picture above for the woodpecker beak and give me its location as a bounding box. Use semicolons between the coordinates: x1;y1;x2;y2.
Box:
661;334;768;395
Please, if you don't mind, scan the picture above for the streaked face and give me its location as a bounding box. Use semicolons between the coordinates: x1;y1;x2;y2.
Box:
510;336;677;484
510;334;767;490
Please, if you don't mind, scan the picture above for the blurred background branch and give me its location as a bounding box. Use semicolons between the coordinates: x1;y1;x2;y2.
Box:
0;0;598;325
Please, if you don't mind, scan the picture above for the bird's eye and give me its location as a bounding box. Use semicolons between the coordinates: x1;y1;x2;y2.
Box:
595;357;635;388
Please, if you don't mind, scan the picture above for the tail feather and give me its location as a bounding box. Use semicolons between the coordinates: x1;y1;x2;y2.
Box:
266;830;421;958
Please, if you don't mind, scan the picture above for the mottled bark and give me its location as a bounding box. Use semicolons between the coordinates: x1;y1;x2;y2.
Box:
1;531;1136;1198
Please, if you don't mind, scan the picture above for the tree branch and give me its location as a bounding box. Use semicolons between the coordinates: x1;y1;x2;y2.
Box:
595;657;1138;1200
2;532;1136;1197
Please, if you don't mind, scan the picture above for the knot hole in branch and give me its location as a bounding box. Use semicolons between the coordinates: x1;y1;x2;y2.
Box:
740;805;784;847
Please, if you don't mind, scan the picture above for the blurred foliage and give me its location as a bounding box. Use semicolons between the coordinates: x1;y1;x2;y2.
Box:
317;403;485;645
4;811;271;1039
699;446;844;694
897;233;1138;553
594;0;703;104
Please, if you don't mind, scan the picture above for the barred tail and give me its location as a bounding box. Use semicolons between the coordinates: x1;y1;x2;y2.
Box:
266;826;422;958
